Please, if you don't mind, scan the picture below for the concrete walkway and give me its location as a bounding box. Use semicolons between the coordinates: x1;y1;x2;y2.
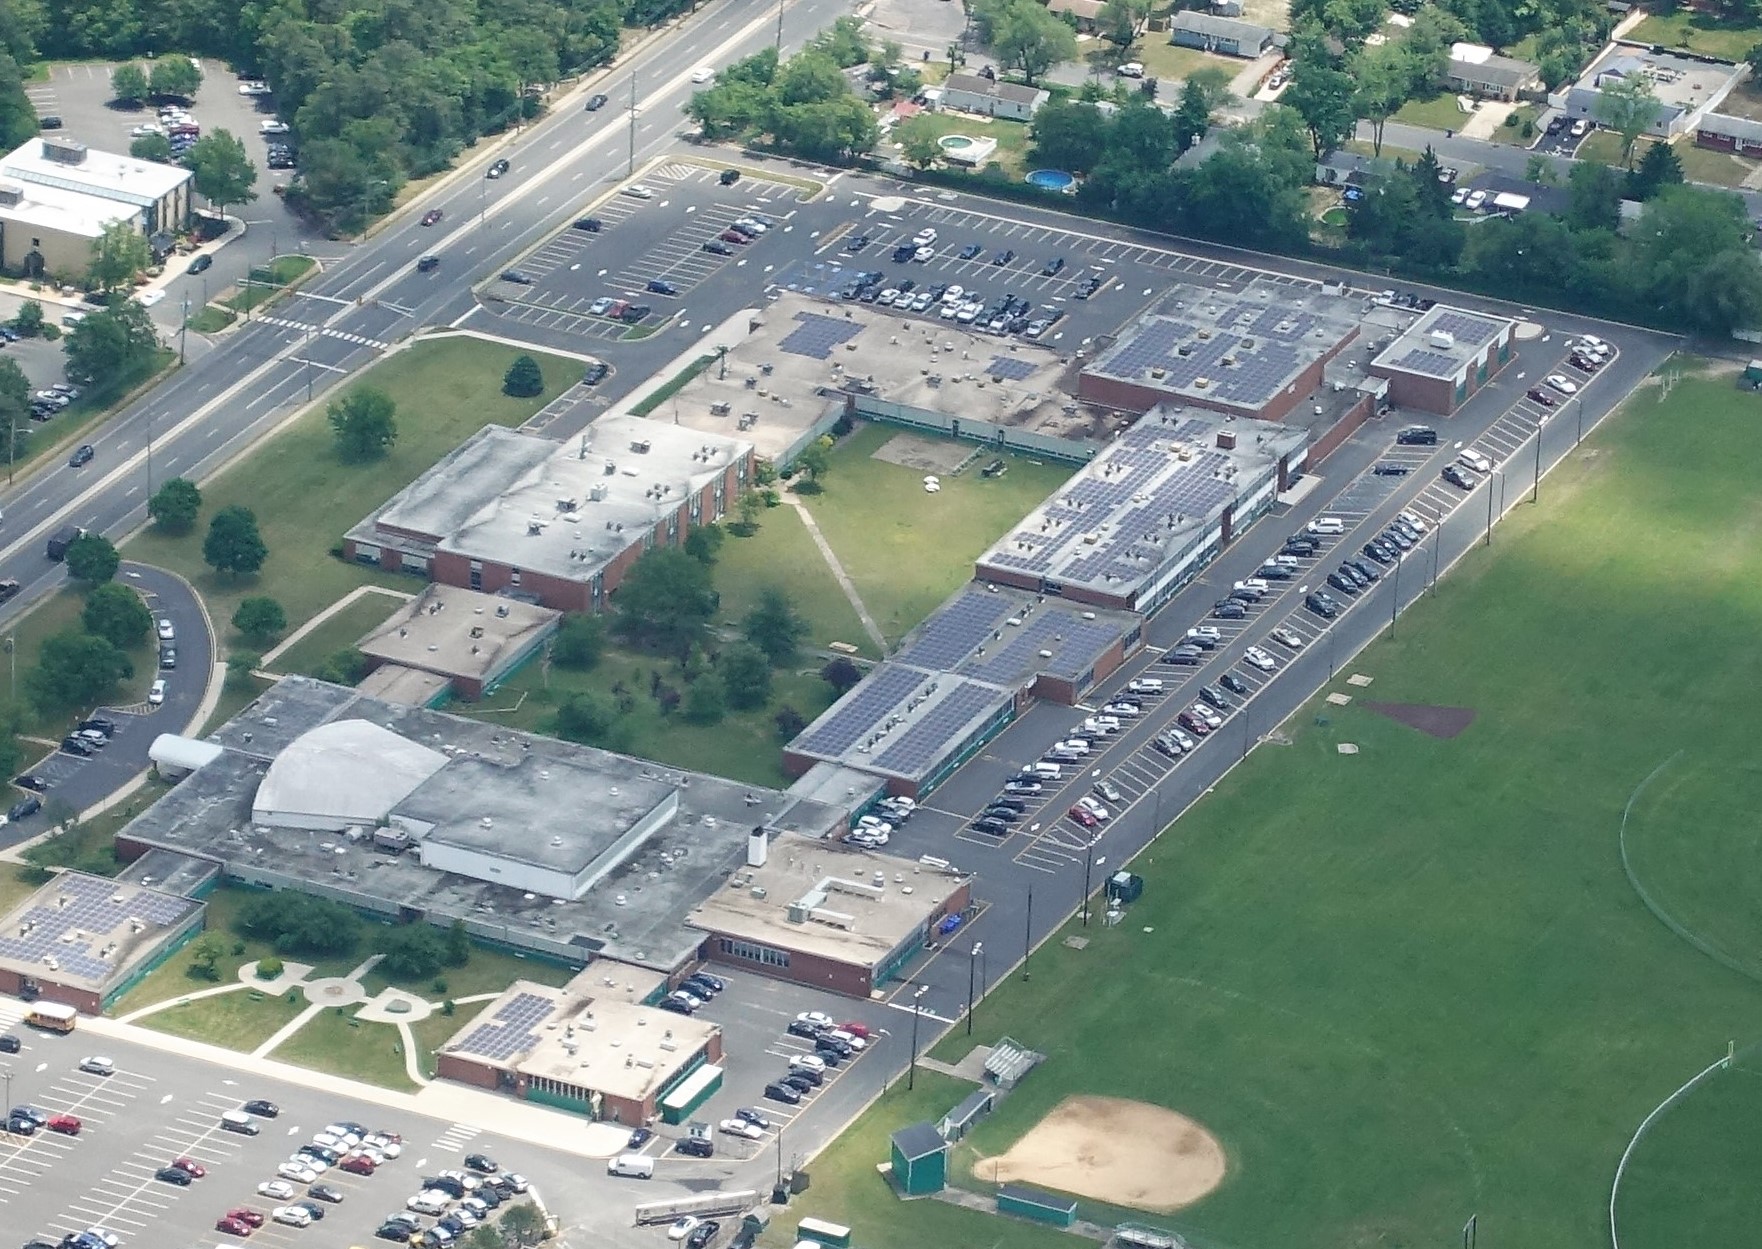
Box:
254;1000;326;1059
394;1020;430;1087
259;585;412;669
786;496;888;653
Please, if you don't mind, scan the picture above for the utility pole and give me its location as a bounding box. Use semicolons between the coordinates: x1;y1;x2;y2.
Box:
1022;883;1032;980
627;69;638;178
906;984;928;1090
965;941;983;1036
177;296;189;365
1531;416;1547;504
776;0;785;51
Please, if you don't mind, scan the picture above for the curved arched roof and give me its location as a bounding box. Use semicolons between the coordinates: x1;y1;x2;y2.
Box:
253;719;447;829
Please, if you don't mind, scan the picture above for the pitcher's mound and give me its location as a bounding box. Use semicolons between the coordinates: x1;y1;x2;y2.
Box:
977;1095;1226;1213
1365;701;1475;739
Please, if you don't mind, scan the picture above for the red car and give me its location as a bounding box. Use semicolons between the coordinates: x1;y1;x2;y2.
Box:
718;229;750;245
1068;805;1099;828
172;1156;206;1178
339;1154;375;1176
46;1114;80;1135
226;1209;266;1228
215;1217;253;1237
421;209;443;226
838;1022;871;1040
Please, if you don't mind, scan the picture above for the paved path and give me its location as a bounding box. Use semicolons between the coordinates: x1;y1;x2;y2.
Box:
254;1000;326;1059
260;585;412;668
395;1020;430;1087
787;496;889;653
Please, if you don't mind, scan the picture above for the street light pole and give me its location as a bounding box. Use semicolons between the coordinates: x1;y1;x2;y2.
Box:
627;69;638;178
1022;883;1032;980
1388;545;1401;639
1082;844;1105;927
1532;415;1547;504
906;984;928;1091
177;295;188;365
965;941;983;1036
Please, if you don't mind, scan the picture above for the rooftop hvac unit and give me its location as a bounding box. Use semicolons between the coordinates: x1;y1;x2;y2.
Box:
747;827;768;868
1429;329;1456;349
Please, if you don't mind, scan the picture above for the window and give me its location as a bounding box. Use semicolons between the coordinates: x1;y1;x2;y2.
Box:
718;937;790;967
509;568;522;587
667;512;679;541
713;483;726;518
591;572;604;605
689;496;702;524
353;543;380;566
469;559;483;591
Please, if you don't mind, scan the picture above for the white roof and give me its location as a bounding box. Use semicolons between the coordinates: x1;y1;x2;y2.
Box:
150;734;225;773
1450;41;1495;65
0;176;139;239
0;138;192;207
253;719;448;829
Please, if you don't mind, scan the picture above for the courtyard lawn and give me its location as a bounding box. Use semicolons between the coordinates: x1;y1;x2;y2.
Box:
265;591;410;676
123;337;580;648
274;1006;420;1091
360;942;577;999
410;1009;466;1079
1394;91;1477;132
888;110;1031;176
1631;10;1762;61
717;505;876;658
141;986;308;1053
782;364;1762;1249
800;423;1073;643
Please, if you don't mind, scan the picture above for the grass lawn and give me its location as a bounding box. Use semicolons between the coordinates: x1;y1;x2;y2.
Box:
890;110;1031;176
0;868;40;915
123;337;580;653
1575;128;1632;168
1631;10;1762;60
1345;140;1427;165
800;423;1073;643
785;364;1762;1249
1670;136;1758;188
265;591;408;676
140;986;307;1052
1495;104;1541;141
0;586;157;737
360;942;576;1000
717;506;876;658
186;305;236;334
1131;40;1230;84
1394;91;1476;132
410;1009;465;1079
273;1006;419;1092
453;647;834;788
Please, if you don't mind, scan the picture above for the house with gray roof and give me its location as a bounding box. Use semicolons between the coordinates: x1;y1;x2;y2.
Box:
937;73;1049;121
1170;10;1275;58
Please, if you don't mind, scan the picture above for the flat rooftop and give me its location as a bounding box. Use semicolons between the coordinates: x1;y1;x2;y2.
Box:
1371;304;1511;379
117;677;847;974
892;584;1140;688
1578;45;1738;114
976;406;1308;600
349;417;751;584
666;292;1130;451
440;972;717;1102
688;833;968;969
357;585;560;684
0;137;191;207
1081;280;1364;412
0;176;137;238
788;661;1011;784
0;872;202;994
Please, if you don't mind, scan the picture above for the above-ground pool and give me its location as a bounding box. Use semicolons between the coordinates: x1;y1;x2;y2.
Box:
1027;169;1076;191
937;133;997;166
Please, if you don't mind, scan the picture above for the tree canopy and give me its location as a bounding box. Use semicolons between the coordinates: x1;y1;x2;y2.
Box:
188;129;258;213
204;505;268;577
613;548;718;662
64;532;120;585
974;0;1077;85
503;354;544;397
88;221;153;295
149;477;202;533
29;630;132;712
328;386;398;460
64;300;161;386
82;582;151;649
232;596;287;645
743;587;809;665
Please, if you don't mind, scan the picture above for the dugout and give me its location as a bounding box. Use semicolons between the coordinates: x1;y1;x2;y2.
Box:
997;1183;1078;1227
939;1087;994;1141
889;1122;948;1196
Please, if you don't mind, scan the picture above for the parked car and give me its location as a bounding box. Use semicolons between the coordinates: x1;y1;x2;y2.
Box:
486;158;510;178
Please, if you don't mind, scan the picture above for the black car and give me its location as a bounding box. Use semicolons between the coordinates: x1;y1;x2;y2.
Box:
686;1221;721;1249
294;1200;325;1221
1199;685;1233;712
1326;571;1360;596
416;256;440;272
1219;672;1249;696
618;304;650;322
981;805;1019;823
1165;646;1203;665
309;1184;345;1203
423;1176;466;1199
68;444;94;468
991;796;1028;812
0;1034;19;1053
585;93;609;110
764;1081;802;1105
1257;562;1292;580
972;816;1009;834
1040;256;1065;276
1373;462;1410;476
627;1126;653;1149
1211;601;1246;620
718;168;741;185
78;717;115;736
646;278;679;296
1284;537;1319;556
10;1105;47;1127
298;1144;338;1165
1362;541;1392;564
846;235;870;252
376;1225;411;1243
487;158;510;178
780;1072;817;1093
892;244;916;263
703;240;733;255
475;1186;503;1209
1442;464;1475;489
1349;558;1381;582
658;997;693;1016
1305;592;1341;619
785;1018;824;1040
7;796;40;821
59;738;94;757
1396;426;1438;445
1338;563;1369;588
1075;276;1102;299
582;362;609;386
572;217;603;232
7;1114;36;1135
464;1153;498;1174
992;248;1016;266
242;1099;279;1117
500;269;534;285
187;253;212;274
675;1135;714;1158
681;976;720;999
958;243;982;259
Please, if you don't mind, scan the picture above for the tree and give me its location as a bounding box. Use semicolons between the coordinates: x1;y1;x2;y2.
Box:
1173;78;1212;155
1636;185;1762;334
110;62;148;104
1030;100;1110;175
64;299;160;385
88;220;153;295
11;299;42;338
822;655;863;696
444;918;470;968
896;115;945;171
684;672;727;724
502;354;544;397
237;892;362;958
555;692;619;745
316;648;365;685
811;15;873;66
613;548;718;662
500;1203;546;1248
981;0;1078;84
0;357;26;466
794;435;833;483
148;477;201;533
327;386;397;460
733;490;764;536
28;630;131;711
1629;139;1684;201
187;129;258;215
719;641;772;710
1353;43;1412;158
1593;74;1660;169
743;587;809;665
0;53;36;151
148;56;202;101
64;532;120;584
1284;59;1359;158
1098;0;1148;47
232;597;287;645
551;613;606;669
204;505;268;577
1567;159;1623;233
186;931;227;981
683;523;724;565
381;923;447;979
82;582;150;648
461;1229;502;1249
775;705;807;740
130;132;174;163
226;651;261;690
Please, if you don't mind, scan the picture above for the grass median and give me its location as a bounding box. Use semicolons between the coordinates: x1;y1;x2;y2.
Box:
781;363;1762;1249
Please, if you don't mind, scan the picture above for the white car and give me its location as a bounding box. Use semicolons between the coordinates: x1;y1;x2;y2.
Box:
719;1118;764;1140
503;1173;530;1194
1464;189;1488;211
311;1132;345;1150
78;1056;115;1076
912;245;934;262
157;617;175;640
1188;626;1221;642
273;1207;312;1228
1076;796;1111;822
913;227;937;246
847;829;889;847
1117;61;1145;77
1127;678;1164;694
622;184;655;199
1190;703;1223;729
1167;727;1197;753
1101;702;1141;718
826;1028;866;1050
1450;187;1468;205
277;1162;319;1183
1270;627;1304;650
259;119;290;134
796;1011;835;1028
589;297;616;316
667;1217;702;1241
438;1170;482;1191
131;123;162;137
238;80;271;95
258;1180;296;1200
1082;716;1120;734
690;66;715;83
1243;646;1277;671
1546;373;1578;395
365;1135;402;1158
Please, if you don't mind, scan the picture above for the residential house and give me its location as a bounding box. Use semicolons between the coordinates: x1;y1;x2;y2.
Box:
1696;111;1762;157
1169;10;1276;58
937;72;1049;122
1446;43;1541;101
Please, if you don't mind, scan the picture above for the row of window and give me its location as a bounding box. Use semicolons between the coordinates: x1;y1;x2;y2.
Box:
718;937;790;967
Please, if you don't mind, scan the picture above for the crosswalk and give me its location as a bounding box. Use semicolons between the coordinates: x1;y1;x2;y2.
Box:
429;1122;482;1155
254;315;387;350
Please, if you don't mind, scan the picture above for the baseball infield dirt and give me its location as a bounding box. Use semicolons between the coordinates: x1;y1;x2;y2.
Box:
1364;701;1476;739
976;1095;1227;1213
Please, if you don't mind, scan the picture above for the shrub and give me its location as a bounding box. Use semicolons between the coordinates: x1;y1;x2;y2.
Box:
256;955;284;979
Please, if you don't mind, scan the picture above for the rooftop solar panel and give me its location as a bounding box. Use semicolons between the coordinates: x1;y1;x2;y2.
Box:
779;312;861;361
453;991;555;1060
1390;348;1462;376
793;664;928;758
872;681;1008;776
1431;309;1500;345
0;874;199;985
985;356;1036;381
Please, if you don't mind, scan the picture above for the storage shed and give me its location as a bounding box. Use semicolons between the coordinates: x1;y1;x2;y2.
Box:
889;1121;948;1196
997;1183;1079;1227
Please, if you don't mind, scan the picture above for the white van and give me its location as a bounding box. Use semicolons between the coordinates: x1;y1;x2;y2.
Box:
607;1154;655;1179
1053;738;1090;756
1307;516;1345;535
1024;761;1062;780
220;1110;259;1135
407;1191;452;1215
1458;448;1493;474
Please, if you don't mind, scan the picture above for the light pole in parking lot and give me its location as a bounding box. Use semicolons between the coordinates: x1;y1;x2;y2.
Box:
906;983;929;1090
627;69;638;179
1022;883;1033;981
1082;843;1106;927
1531;415;1549;504
965;941;983;1036
1572;394;1584;447
1388;546;1402;640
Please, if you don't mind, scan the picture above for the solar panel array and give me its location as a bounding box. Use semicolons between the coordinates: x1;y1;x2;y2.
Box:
893;588;1130;685
872;679;1009;777
793;663;928;759
981;415;1243;593
452;991;555;1060
779;312;861;360
895;590;1008;673
985;356;1036;381
1091;297;1345;408
1431;309;1501;346
0;874;197;984
964;610;1124;685
1390;348;1462;376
